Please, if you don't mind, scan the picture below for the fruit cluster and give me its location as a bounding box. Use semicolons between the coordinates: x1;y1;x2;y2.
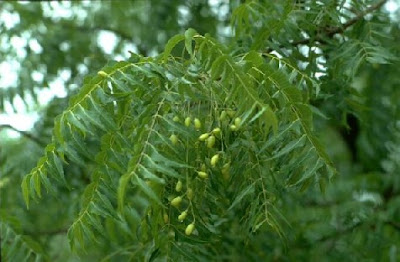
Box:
165;110;242;236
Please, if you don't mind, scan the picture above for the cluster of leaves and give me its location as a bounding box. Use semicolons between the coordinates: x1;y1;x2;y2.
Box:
1;0;400;261
18;26;335;259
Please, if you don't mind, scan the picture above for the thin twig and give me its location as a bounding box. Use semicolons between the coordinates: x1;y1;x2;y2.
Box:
0;124;45;147
269;0;388;50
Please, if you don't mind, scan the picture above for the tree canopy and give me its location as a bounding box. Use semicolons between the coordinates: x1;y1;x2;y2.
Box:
1;1;400;261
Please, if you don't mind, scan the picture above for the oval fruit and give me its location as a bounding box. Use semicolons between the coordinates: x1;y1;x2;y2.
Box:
178;211;188;221
97;71;108;77
170;134;178;145
206;135;216;148
185;117;191;127
175;180;183;192
211;154;219;167
173;116;180;122
227;109;236;118
197;171;208;179
212;127;221;136
229;124;237;131
222;163;230;180
163;213;169;224
185;223;195;236
171;196;182;207
219;111;227;121
194;118;201;129
198;133;210;141
187;188;194;200
234;117;242;127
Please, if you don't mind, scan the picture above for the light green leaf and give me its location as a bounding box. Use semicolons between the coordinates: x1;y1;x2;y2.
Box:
162;34;185;62
118;173;131;212
21;176;30;209
184;28;197;56
211;55;228;80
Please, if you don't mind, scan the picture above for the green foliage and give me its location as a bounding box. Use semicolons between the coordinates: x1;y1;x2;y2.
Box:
1;0;400;261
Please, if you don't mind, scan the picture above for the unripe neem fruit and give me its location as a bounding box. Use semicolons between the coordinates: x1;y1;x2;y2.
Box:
211;154;219;167
197;171;208;179
207;135;216;148
219;111;227;121
227;109;236;118
97;71;108;77
178;211;188;221
194;118;201;129
163;213;169;224
198;133;210;141
185;223;195;236
230;124;238;131
212;127;221;136
187;188;194;200
234;117;242;127
173;116;180;122
170;134;178;145
171;196;182;207
185;117;191;127
175;180;183;192
222;163;230;180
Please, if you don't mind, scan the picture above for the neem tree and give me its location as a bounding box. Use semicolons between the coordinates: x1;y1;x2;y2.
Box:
2;1;399;261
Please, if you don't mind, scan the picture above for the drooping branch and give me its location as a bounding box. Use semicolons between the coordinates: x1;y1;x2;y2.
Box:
0;124;45;147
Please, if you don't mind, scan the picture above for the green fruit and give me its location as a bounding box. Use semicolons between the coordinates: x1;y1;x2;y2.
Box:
175;180;183;192
207;135;216;148
171;196;182;207
185;223;195;235
229;124;237;131
97;71;108;77
197;171;208;179
212;127;221;136
194;118;201;129
170;134;178;145
199;133;210;141
227;109;236;118
219;111;227;121
185;117;191;127
173;116;180;122
234;117;242;127
163;213;169;223
178;211;188;221
211;154;219;167
187;188;194;200
222;163;230;180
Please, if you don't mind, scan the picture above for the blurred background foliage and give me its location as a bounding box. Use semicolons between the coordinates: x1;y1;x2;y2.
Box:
1;0;400;261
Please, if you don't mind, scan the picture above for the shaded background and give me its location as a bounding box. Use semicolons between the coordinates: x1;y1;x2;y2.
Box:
1;0;400;261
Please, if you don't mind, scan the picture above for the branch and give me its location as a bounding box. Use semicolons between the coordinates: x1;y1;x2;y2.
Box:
269;0;388;50
0;124;45;146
